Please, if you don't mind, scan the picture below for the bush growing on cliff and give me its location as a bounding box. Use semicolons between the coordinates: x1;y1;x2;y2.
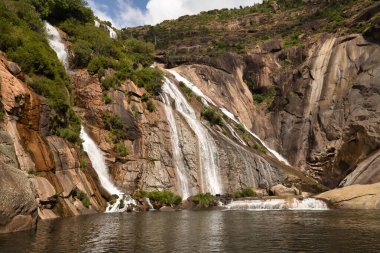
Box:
192;193;215;207
31;0;94;24
146;100;156;112
115;142;129;157
103;113;128;142
252;143;267;154
252;86;277;105
101;76;121;91
201;107;224;126
131;68;164;96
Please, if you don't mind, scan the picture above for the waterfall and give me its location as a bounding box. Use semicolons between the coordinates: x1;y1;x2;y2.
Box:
220;108;290;166
225;121;247;146
162;78;222;195
166;68;290;166
162;93;191;198
166;69;215;106
94;20;117;39
80;126;135;212
144;197;155;210
44;21;70;70
225;198;328;211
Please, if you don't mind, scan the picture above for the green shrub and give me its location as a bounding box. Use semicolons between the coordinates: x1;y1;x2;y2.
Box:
192;193;215;207
178;81;193;98
0;106;5;121
233;188;256;198
146;191;182;205
103;113;128;142
119;199;125;209
131;68;163;95
87;56;117;75
252;86;277;105
252;143;267;154
201;107;224;126
74;188;91;208
141;93;150;102
237;124;246;133
57;128;81;144
71;39;93;68
115;142;129;157
133;190;148;199
101;76;121;91
147;100;156;112
31;0;94;23
102;95;113;104
80;159;87;169
82;197;91;208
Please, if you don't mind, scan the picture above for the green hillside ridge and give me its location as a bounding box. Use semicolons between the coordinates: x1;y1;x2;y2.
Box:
125;0;378;60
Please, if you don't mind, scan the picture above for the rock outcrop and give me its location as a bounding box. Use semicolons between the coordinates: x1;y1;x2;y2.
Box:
0;131;37;234
171;33;380;189
0;55;107;232
317;183;380;209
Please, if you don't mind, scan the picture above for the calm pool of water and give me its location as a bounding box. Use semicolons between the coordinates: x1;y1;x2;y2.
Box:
1;210;380;252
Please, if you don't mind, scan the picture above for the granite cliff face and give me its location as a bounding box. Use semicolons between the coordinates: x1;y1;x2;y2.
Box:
0;56;107;233
170;34;380;189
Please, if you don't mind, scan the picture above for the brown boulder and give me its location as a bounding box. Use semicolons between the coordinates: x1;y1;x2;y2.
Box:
316;183;380;209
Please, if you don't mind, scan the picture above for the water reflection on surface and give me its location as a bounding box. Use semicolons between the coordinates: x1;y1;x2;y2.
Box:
1;210;380;252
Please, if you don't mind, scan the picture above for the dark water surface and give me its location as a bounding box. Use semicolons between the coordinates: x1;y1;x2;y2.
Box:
1;210;380;252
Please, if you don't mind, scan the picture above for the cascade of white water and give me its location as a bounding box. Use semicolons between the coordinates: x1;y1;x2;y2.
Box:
144;197;155;210
166;68;290;166
166;69;215;106
80;126;135;212
161;93;191;198
45;21;132;212
220;108;290;166
94;20;117;39
225;198;328;211
163;78;222;195
44;21;70;70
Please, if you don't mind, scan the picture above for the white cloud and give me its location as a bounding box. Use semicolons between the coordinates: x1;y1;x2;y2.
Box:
87;0;115;24
90;0;263;28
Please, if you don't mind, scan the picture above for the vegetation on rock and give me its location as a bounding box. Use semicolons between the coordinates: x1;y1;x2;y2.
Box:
201;107;224;126
192;193;215;207
233;188;257;198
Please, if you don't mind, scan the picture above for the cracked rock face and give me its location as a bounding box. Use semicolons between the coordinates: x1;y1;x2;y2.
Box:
0;131;37;234
0;56;107;232
173;34;380;189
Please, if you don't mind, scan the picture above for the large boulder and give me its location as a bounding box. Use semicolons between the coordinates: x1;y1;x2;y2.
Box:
270;184;297;196
316;183;380;209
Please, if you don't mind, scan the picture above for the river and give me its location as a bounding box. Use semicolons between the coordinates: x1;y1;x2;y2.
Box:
1;210;380;252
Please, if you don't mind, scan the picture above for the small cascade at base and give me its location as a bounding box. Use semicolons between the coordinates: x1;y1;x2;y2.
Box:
225;198;328;211
144;197;155;211
80;126;135;212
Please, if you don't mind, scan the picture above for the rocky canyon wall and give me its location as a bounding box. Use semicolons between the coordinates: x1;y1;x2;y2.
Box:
171;34;380;189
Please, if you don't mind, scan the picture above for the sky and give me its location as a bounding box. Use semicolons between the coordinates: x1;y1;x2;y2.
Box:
87;0;262;28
